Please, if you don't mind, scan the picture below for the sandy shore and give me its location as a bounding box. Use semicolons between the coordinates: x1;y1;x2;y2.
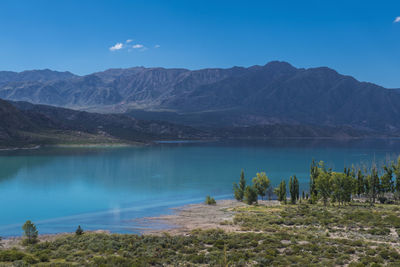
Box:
140;199;280;235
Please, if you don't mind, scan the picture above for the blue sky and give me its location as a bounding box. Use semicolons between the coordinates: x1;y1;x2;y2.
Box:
0;0;399;87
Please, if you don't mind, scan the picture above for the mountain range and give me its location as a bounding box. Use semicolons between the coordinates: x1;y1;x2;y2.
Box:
1;61;399;146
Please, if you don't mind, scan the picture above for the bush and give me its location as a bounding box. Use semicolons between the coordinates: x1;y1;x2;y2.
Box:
0;249;27;261
23;254;38;264
205;196;216;205
76;225;84;236
378;196;388;204
35;251;50;262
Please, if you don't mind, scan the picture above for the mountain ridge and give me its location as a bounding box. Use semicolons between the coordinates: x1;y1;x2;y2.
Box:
1;61;400;135
0;99;208;148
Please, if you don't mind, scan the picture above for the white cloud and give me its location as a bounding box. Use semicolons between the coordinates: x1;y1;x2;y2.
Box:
109;41;153;52
394;17;400;23
154;44;160;48
109;43;123;51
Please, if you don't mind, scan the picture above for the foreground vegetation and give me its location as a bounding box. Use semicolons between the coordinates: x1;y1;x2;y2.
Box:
2;202;400;266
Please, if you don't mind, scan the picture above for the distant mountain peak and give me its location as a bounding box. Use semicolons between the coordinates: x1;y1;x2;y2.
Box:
0;69;77;85
264;60;294;68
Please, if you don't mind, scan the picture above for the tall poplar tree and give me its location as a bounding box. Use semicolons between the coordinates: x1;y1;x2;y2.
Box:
233;170;246;201
393;156;400;193
381;164;394;194
310;159;319;203
368;166;380;205
356;169;365;196
289;175;299;204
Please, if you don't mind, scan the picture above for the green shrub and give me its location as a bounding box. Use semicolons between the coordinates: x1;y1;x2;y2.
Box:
0;249;27;261
35;251;50;262
23;254;38;264
205;195;216;205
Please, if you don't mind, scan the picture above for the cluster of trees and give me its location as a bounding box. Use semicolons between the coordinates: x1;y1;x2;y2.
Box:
233;170;300;205
233;156;400;206
233;170;270;205
309;157;400;206
274;176;300;204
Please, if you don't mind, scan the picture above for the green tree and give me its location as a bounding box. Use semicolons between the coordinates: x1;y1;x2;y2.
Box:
381;164;394;194
356;168;365;196
274;180;287;203
310;159;319;203
252;172;270;200
289;175;299;204
348;165;357;199
315;171;332;206
364;166;371;196
243;185;258;205
22;220;38;245
75;225;84;236
393;156;400;193
367;166;380;205
332;173;352;205
233;170;246;201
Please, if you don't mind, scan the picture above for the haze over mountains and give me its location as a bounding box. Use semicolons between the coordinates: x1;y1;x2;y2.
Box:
1;61;400;143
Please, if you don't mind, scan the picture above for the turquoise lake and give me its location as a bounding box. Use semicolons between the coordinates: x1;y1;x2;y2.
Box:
1;139;400;236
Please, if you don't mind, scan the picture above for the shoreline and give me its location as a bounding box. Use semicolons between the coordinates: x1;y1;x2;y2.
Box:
0;145;41;151
0;142;144;151
1;199;252;247
3;136;400;151
50;142;141;148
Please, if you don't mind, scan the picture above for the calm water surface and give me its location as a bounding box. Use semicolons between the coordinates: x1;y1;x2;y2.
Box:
1;139;400;236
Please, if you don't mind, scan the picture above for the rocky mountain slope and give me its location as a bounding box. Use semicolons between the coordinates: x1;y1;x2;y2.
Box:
1;62;399;135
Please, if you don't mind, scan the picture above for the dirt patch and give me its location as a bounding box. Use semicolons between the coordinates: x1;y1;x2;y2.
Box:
142;199;279;235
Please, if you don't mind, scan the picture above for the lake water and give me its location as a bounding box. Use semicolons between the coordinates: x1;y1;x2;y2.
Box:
1;139;400;237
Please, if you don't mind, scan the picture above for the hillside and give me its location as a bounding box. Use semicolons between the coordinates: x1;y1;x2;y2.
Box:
0;99;206;148
1;62;400;135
